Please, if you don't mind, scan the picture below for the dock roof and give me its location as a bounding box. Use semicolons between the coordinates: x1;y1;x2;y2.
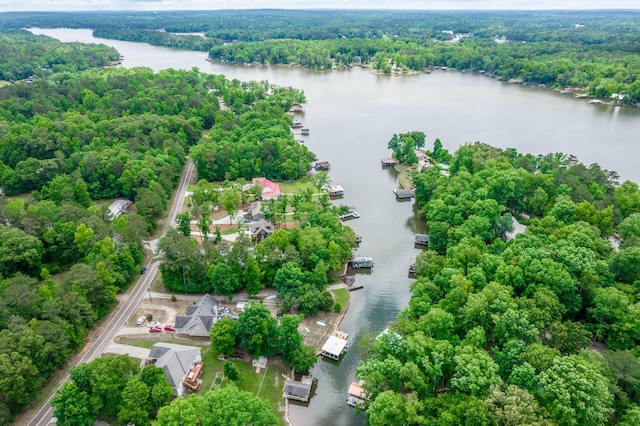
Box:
321;335;348;357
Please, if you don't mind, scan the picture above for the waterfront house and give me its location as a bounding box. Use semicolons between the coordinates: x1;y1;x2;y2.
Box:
146;343;203;396
175;294;220;337
252;177;281;201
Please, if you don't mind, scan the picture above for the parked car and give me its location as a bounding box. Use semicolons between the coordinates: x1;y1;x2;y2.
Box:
164;325;175;332
136;316;147;325
147;321;160;328
149;327;162;333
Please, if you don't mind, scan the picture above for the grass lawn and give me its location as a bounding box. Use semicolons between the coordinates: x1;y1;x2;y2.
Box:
399;172;413;190
279;179;318;194
200;349;287;425
332;288;350;313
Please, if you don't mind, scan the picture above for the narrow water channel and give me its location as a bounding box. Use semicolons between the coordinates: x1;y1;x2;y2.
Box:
31;28;640;426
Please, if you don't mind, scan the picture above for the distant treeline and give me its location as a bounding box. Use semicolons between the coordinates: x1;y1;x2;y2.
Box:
1;10;639;104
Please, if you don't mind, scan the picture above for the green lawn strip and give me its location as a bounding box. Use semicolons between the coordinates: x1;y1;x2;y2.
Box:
332;288;349;313
399;172;413;190
279;180;317;194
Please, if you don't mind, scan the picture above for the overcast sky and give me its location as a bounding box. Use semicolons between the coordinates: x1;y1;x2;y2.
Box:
1;0;639;12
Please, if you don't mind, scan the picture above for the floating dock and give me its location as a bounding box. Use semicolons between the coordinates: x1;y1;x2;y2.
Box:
415;234;429;245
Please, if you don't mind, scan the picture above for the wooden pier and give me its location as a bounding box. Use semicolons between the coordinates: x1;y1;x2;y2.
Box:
347;283;364;291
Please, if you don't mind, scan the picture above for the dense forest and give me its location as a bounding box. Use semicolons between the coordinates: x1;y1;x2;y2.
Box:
355;140;640;425
0;30;119;81
2;10;639;104
0;45;316;420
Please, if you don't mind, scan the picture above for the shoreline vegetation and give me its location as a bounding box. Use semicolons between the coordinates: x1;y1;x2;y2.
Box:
362;137;640;425
3;10;638;106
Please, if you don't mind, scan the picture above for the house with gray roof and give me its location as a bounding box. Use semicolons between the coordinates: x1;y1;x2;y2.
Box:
251;218;274;241
175;294;220;337
148;343;202;396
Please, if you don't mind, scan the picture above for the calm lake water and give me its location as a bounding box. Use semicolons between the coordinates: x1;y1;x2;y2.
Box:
32;28;640;426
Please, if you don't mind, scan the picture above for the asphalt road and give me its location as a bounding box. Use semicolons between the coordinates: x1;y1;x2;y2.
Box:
28;159;194;426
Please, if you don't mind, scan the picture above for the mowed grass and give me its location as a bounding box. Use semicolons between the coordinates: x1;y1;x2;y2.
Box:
332;288;349;313
200;348;286;425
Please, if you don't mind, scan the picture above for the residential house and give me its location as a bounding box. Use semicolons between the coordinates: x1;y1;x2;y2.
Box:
246;201;265;221
107;199;131;220
252;177;281;201
175;294;220;337
251;218;275;240
147;343;203;396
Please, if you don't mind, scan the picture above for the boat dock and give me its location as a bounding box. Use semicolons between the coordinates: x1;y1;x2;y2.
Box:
350;255;374;268
347;381;367;407
409;257;416;274
394;188;414;199
339;211;360;220
301;128;310;135
320;330;349;360
328;185;345;197
347;283;364;291
415;234;429;245
381;158;398;167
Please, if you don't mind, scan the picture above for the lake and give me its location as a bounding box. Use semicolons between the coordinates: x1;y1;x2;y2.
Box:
31;27;640;426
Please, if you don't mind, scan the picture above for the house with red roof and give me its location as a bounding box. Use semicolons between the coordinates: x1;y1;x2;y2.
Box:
252;177;281;201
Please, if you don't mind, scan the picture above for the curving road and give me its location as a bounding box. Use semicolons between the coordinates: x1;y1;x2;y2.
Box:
28;159;194;426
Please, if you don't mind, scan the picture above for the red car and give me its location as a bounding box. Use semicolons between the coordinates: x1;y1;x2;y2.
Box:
149;326;162;333
164;325;175;332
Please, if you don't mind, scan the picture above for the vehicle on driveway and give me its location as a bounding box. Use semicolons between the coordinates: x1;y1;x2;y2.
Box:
149;326;162;333
136;316;147;325
164;325;175;332
147;321;160;328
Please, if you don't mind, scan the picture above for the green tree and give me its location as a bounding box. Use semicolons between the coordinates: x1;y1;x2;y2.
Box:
118;378;151;426
537;354;613;426
220;188;241;224
176;212;191;237
223;361;240;381
450;346;501;397
243;256;263;296
51;382;95;426
235;304;277;356
210;317;238;356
